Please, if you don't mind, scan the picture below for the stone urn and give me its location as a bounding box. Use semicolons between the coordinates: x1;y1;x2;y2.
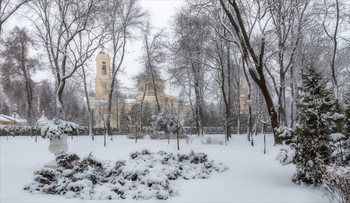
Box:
44;134;69;168
48;134;69;156
41;119;79;168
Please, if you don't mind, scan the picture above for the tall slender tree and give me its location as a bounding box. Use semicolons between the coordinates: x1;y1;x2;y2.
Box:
103;0;145;137
140;18;165;113
170;7;211;136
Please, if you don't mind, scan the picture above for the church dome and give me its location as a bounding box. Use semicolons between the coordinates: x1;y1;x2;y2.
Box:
37;111;50;127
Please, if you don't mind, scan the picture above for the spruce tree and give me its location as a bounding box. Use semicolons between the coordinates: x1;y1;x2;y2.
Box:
340;91;350;165
280;64;344;186
344;92;350;136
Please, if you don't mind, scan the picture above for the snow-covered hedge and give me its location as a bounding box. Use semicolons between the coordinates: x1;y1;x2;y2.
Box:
0;125;37;136
41;119;79;139
24;150;227;200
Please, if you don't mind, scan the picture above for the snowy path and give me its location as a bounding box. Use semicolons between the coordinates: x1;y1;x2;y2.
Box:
0;134;329;202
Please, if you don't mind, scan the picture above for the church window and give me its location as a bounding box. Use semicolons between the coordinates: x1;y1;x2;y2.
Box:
102;61;107;75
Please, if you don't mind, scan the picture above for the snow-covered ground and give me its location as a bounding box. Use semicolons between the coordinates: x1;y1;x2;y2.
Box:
0;134;329;202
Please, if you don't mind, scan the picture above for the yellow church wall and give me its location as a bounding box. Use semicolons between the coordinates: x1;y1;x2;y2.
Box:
239;97;248;112
95;78;111;100
95;52;112;100
136;77;166;99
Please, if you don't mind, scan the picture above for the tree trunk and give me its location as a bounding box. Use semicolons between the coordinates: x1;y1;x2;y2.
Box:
81;66;94;140
177;126;180;150
242;59;253;145
330;0;340;99
150;71;161;113
106;27;128;137
137;86;147;143
217;42;232;141
24;73;33;125
290;66;295;128
278;70;287;126
106;82;114;137
251;72;280;144
56;78;67;118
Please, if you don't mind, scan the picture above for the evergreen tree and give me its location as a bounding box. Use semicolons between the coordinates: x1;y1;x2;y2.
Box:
340;91;350;165
279;64;344;186
344;92;350;136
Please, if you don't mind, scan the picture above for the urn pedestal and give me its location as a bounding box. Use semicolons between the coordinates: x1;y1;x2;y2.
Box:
44;134;69;168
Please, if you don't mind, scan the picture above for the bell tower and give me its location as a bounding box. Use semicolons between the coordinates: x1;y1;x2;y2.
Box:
95;50;111;100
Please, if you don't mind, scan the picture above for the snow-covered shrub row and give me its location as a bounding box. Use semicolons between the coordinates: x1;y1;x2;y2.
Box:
24;150;227;200
323;165;350;203
149;131;188;139
0;125;38;136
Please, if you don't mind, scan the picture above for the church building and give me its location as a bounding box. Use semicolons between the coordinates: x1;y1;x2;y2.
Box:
90;51;119;128
90;51;183;128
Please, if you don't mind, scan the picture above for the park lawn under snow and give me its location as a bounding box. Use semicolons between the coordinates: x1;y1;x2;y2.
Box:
1;134;328;202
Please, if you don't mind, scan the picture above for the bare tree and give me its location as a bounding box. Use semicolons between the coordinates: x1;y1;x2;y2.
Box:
204;30;235;141
103;0;145;137
74;22;106;139
36;80;56;118
217;0;282;144
0;0;31;34
1;26;38;124
140;17;165;113
30;0;104;117
170;7;211;136
76;61;94;139
320;0;345;99
264;0;310;126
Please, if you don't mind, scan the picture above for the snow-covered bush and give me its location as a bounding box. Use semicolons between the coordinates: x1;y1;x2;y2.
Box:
41;119;79;139
152;113;168;132
201;136;223;145
150;113;187;139
24;150;227;200
323;165;350;203
277;126;294;141
126;133;145;139
149;130;168;139
329;133;350;165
